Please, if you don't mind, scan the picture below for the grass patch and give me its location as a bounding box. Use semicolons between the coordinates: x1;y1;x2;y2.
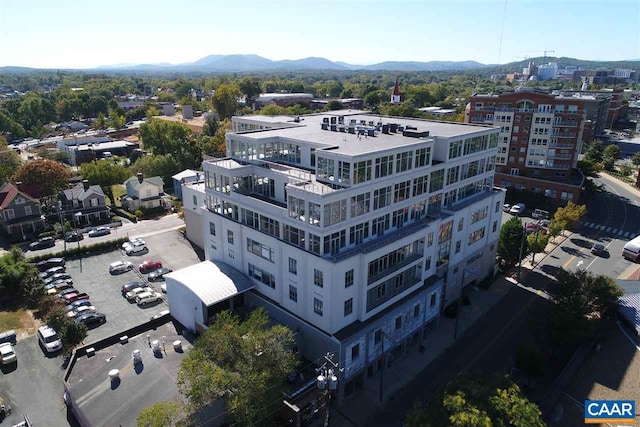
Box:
111;184;126;207
0;308;29;331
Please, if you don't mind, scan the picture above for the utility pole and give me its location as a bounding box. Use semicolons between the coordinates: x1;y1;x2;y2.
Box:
517;224;527;284
316;353;340;427
58;201;67;253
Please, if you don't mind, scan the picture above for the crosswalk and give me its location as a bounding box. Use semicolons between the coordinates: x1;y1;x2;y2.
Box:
579;221;637;238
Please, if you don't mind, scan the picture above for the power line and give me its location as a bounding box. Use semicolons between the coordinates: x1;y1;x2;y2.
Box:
496;0;508;65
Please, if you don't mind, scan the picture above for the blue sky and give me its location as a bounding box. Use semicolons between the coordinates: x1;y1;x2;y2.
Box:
0;0;638;68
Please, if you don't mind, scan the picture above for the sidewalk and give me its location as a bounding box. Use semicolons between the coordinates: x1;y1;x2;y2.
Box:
330;276;515;427
598;171;640;198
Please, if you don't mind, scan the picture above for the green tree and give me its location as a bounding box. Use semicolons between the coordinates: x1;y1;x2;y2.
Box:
146;105;160;118
497;217;527;266
553;201;586;230
130;154;182;184
177;308;299;425
238;76;262;107
0;248;43;305
631;152;640;167
326;100;344;110
45;304;69;335
11;159;70;196
110;112;126;129
61;320;87;355
259;105;287;116
547;219;565;242
139;119;191;155
0;142;22;183
0;110;27;139
202;115;219;137
619;163;634;177
405;374;544;427
527;232;550;257
583;139;604;164
602;144;621;171
211;83;242;120
80;160;129;205
137;401;182;427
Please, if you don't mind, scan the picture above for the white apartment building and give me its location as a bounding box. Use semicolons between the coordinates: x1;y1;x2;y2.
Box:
198;112;504;398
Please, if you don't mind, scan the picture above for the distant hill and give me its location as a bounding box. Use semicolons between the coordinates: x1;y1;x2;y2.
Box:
364;60;486;71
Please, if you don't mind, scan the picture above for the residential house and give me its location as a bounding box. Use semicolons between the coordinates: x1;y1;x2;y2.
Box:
60;180;111;225
122;173;169;212
172;169;201;200
0;182;44;240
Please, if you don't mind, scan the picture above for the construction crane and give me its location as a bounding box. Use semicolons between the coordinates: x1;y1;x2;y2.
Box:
543;49;555;60
521;49;556;61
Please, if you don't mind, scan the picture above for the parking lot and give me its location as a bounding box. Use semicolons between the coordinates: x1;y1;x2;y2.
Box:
60;230;202;342
1;230;203;427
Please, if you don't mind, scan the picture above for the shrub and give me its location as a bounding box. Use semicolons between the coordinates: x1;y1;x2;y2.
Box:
38;230;59;239
29;237;129;263
113;208;137;223
135;210;144;219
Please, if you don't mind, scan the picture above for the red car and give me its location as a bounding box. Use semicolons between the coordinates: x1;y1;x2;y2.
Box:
60;292;90;305
139;260;162;274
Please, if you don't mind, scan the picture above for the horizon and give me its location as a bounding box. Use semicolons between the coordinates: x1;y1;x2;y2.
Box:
0;0;639;69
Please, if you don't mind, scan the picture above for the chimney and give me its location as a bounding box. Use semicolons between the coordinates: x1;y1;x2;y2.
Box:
82;180;90;191
137;172;144;183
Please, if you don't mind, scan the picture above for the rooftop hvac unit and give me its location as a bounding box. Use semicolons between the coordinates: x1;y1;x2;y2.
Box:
405;125;418;130
323;117;330;124
368;121;375;126
367;129;376;137
330;117;337;124
321;123;329;130
339;126;347;133
389;123;398;133
360;120;367;125
398;126;405;132
382;124;389;134
402;129;430;138
349;119;357;125
330;124;337;131
348;126;356;134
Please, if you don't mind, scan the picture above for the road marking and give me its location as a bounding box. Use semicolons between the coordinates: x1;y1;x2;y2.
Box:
599;225;606;230
589;223;597;228
625;231;631;238
563;255;576;269
576;260;584;268
584;222;592;227
618;229;625;236
606;227;612;232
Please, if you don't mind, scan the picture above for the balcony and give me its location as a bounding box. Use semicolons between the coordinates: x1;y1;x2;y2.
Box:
548;142;574;149
547;153;573;160
552;132;576;138
442;188;501;213
552;121;578;127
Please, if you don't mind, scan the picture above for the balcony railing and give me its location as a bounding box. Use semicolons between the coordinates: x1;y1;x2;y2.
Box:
553;121;578;127
547;153;573;159
548;142;574;149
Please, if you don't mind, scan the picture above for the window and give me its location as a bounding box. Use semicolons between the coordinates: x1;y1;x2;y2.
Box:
283;225;305;248
353;160;372;184
289;258;297;275
90;198;99;207
209;222;216;236
414;304;420;318
247;238;274;262
248;263;275;288
323;200;347;226
24;205;32;216
395;316;402;330
372;214;390;236
446;166;460;186
289;285;297;302
468;227;486;245
455;240;461;253
308;203;321;226
288;196;306;221
427;232;434;246
430;293;437;308
374;329;382;344
227;230;234;244
350;192;371;217
396;151;413;172
392;207;409;228
314;269;324;288
458;218;464;231
313;298;323;316
309;234;321;254
374;155;393;178
338;161;351;184
425;256;432;270
192;195;197;206
344;298;353;316
394;180;411;202
345;269;354;288
471;206;489;224
373;186;392;210
415;147;430;167
492;221;498;232
449;140;463;159
495;201;500;213
413;175;429;196
429;169;444;192
349;222;369;245
351;342;359;359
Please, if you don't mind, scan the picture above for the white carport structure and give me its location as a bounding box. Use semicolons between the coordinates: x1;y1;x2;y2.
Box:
165;261;254;333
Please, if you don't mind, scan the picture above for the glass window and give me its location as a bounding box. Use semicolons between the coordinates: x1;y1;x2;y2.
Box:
429;170;444;193
345;269;354;288
353;160;372;184
396;151;413;172
415;147;431;168
313;298;323;316
288;258;297;275
373;186;392;210
394;180;411;202
344;298;353;316
314;268;323;288
227;230;234;244
350;192;370;217
289;285;297;302
374;155;393;178
209;222;216;236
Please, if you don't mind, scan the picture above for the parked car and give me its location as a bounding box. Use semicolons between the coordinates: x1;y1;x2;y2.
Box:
65;231;84;242
60;292;90;305
160;283;167;293
591;242;606;255
65;299;92;312
509;203;526;215
502;204;512;213
36;257;65;271
148;267;173;282
136;291;163;307
122;239;145;251
29;237;56;251
37;326;62;353
56;288;79;298
539;219;551;227
150;309;170;320
44;273;72;286
75;312;106;327
0;329;17;345
88;227;111;237
125;240;147;255
39;266;66;279
139;260;162;274
532;209;550;220
67;305;96;318
47;283;75;295
45;279;73;291
109;261;133;274
121;281;145;296
126;286;154;301
0;343;17;364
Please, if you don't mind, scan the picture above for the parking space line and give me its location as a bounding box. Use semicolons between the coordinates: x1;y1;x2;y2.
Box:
590;223;597;228
625;232;631;238
606;227;612;232
618;229;625;236
599;225;606;230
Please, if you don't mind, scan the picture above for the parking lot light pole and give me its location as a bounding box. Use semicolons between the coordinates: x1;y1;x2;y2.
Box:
75;212;83;272
58;201;67;253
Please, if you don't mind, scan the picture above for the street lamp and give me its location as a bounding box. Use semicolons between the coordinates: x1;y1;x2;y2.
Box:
74;212;83;272
58;201;67;253
316;353;339;427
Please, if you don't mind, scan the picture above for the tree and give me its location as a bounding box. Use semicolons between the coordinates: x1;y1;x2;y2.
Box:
61;320;87;355
326;100;344;111
130;154;182;184
146;106;160;118
0;143;22;183
80;160;129;205
12;159;70;196
201;119;231;156
631;152;640;167
602;144;621;171
139;119;191;155
497;217;527;266
259;105;286;116
527;232;550;257
583;139;604;164
405;374;544;427
238;77;262;108
137;401;182;427
619;163;634;177
202;115;219;137
177;308;299;425
553;201;586;230
110;112;126;129
547;269;623;346
0;248;43;305
45;304;69;335
211;83;242;120
547;219;565;242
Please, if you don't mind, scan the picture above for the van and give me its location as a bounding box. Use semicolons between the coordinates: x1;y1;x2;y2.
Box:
623;235;640;262
532;209;549;220
0;329;17;345
37;326;62;353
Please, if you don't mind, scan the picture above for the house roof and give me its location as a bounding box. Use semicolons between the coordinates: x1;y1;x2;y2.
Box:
63;183;105;202
125;175;164;192
171;169;200;181
0;182;39;209
165;261;254;306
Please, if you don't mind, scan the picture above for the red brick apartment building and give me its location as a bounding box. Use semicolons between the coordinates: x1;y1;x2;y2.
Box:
465;88;587;204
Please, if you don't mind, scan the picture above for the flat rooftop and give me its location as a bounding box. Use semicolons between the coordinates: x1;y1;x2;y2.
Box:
233;112;496;156
65;322;190;427
73;140;136;151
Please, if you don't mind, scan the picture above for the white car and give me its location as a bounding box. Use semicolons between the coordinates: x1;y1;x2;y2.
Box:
136;291;163;307
37;326;62;353
109;261;133;274
125;240;148;255
126;286;154;301
67;305;96;318
0;343;17;364
509;203;526;215
121;239;145;251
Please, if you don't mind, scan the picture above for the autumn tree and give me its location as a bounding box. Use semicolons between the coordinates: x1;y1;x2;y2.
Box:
553;201;586;230
405;374;544;427
12;159;70;196
177;308;298;426
211;83;242;120
80;160;129;205
527;231;550;258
